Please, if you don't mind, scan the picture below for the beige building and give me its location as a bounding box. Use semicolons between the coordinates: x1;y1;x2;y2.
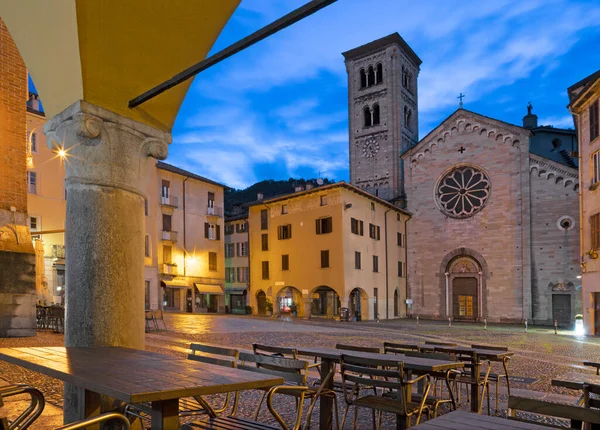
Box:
145;162;226;313
224;213;250;314
24;94;226;313
248;182;409;320
26;94;66;305
568;69;600;335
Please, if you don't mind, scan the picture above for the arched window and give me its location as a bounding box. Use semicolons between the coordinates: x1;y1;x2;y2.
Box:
367;66;375;87
376;63;383;84
402;66;411;90
373;104;380;125
359;69;366;89
363;106;372;127
404;106;409;128
407;109;412;130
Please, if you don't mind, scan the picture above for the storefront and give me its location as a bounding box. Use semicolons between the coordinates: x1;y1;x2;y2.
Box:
226;287;247;314
161;279;191;312
194;283;225;313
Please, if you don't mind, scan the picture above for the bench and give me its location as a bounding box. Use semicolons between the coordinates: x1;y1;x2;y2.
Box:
508;395;600;429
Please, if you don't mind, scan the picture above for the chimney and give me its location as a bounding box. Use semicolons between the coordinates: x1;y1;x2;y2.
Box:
27;93;40;111
294;186;304;192
522;102;538;129
305;183;313;190
257;192;263;201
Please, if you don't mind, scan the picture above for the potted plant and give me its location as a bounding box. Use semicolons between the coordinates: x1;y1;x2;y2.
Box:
290;301;297;317
265;298;273;317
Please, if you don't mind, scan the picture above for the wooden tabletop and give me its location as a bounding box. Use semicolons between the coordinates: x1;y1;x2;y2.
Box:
424;345;514;360
294;346;464;372
412;410;553;429
552;371;600;390
0;347;284;404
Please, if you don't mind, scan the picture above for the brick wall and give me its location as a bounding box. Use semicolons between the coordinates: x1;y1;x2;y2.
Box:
0;19;27;217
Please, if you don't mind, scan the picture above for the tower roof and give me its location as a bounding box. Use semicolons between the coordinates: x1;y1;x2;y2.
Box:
342;33;422;66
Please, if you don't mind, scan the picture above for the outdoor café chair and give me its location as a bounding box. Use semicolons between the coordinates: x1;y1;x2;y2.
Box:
185;352;340;430
383;342;420;355
0;385;131;430
403;351;458;417
340;354;431;429
508;394;600;428
125;343;239;425
153;309;168;331
444;349;491;415
471;343;511;412
144;310;155;332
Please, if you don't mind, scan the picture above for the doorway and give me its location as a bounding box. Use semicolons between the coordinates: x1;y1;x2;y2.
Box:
257;291;267;315
186;289;193;313
552;294;571;326
453;277;477;320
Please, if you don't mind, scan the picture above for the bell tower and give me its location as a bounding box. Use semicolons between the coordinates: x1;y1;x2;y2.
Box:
343;33;421;204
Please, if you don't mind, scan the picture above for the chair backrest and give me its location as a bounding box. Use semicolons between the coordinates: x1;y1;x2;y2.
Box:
384;342;420;354
253;343;297;358
336;343;381;354
154;309;164;319
471;344;508;352
424;341;457;347
508;395;600;425
144;311;154;320
405;351;456;361
0;393;7;430
238;351;308;386
340;354;405;401
188;343;239;368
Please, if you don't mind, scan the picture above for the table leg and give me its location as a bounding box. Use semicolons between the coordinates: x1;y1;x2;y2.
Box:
319;358;334;430
151;399;180;430
471;359;481;413
73;388;101;430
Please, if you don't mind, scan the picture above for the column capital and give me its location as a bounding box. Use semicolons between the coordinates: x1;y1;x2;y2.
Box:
44;100;171;195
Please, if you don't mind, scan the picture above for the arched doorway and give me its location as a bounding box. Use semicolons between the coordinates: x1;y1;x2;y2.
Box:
276;287;303;317
311;286;340;318
447;256;482;321
256;291;267;316
394;289;399;317
349;288;369;320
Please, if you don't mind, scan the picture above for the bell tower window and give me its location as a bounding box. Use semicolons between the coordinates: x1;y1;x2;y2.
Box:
360;69;366;89
373;104;380;125
367;66;375;87
376;63;383;84
364;106;372;127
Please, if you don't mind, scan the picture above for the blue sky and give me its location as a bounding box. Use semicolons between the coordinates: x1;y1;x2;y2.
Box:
42;0;600;190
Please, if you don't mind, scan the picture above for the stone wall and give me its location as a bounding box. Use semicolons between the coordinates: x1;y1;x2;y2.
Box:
0;19;35;336
403;110;531;322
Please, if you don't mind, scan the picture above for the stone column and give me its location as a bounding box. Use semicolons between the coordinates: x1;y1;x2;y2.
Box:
44;100;170;422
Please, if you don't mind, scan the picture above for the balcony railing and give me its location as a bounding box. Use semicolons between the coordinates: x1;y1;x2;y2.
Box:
161;230;178;242
207;206;224;218
160;195;179;208
161;263;178;275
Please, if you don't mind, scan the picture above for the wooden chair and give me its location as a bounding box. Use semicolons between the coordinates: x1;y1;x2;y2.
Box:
420;341;457;352
471;343;511;412
340;354;430;429
153;309;168;331
186;352;339;430
508;395;600;429
384;342;420;354
439;348;491;415
253;344;298;359
336;344;381;354
403;351;458;417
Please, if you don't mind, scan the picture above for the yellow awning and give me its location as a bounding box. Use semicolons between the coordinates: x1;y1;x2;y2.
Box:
194;284;224;295
162;279;190;288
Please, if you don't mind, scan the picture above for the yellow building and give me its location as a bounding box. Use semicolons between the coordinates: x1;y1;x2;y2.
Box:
568;69;600;335
144;162;226;313
248;182;410;320
26;94;226;313
26;94;66;305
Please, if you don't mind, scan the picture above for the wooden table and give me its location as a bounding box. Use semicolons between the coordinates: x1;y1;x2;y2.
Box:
294;346;464;430
0;347;283;430
424;345;514;413
412;410;552;429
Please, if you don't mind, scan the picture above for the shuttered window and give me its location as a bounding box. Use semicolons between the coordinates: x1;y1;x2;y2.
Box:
261;233;268;251
282;254;289;271
592;213;600;250
373;255;379;273
355;251;361;269
321;250;330;268
262;261;270;280
397;232;403;247
261;209;268;230
316;217;332;234
208;252;217;271
398;261;403;277
278;224;292;240
590;100;599;142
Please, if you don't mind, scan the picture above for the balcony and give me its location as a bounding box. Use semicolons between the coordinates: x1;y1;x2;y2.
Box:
160;195;179;208
161;263;179;275
207;206;224;218
161;230;178;242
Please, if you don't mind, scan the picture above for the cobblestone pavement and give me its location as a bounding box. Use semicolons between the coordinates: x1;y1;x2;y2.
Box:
1;315;598;428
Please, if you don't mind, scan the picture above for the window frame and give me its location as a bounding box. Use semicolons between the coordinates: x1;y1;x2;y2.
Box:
261;233;269;251
320;250;330;268
590;99;599;142
208;252;218;271
316;217;333;235
373;255;379;273
260;209;269;230
592;213;600;250
593;150;600;186
281;204;288;215
320;195;328;206
144;234;151;258
261;261;270;280
278;224;292;240
27;171;37;194
354;251;361;270
282;254;290;271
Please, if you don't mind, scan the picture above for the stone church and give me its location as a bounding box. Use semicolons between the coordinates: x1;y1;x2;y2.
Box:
344;33;581;324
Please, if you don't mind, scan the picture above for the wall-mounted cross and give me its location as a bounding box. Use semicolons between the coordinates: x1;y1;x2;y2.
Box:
458;146;466;154
457;93;465;108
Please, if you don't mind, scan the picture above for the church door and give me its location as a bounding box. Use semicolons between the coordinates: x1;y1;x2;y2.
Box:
453;277;478;320
552;294;571;327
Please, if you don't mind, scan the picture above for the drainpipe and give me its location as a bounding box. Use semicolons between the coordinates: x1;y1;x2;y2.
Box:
183;177;189;277
384;209;391;320
404;215;410;317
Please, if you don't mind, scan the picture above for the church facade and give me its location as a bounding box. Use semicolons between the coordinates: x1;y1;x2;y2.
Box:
345;33;581;324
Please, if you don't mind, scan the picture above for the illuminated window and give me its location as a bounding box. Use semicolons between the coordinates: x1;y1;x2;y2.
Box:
458;295;473;317
27;171;37;194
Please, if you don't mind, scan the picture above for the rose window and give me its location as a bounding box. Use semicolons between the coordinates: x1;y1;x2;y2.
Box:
435;165;491;218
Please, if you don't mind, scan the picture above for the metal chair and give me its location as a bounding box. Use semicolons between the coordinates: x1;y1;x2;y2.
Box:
471;343;511;413
340;354;431;429
443;348;491;415
144;310;155;332
0;384;45;429
153;309;168;331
